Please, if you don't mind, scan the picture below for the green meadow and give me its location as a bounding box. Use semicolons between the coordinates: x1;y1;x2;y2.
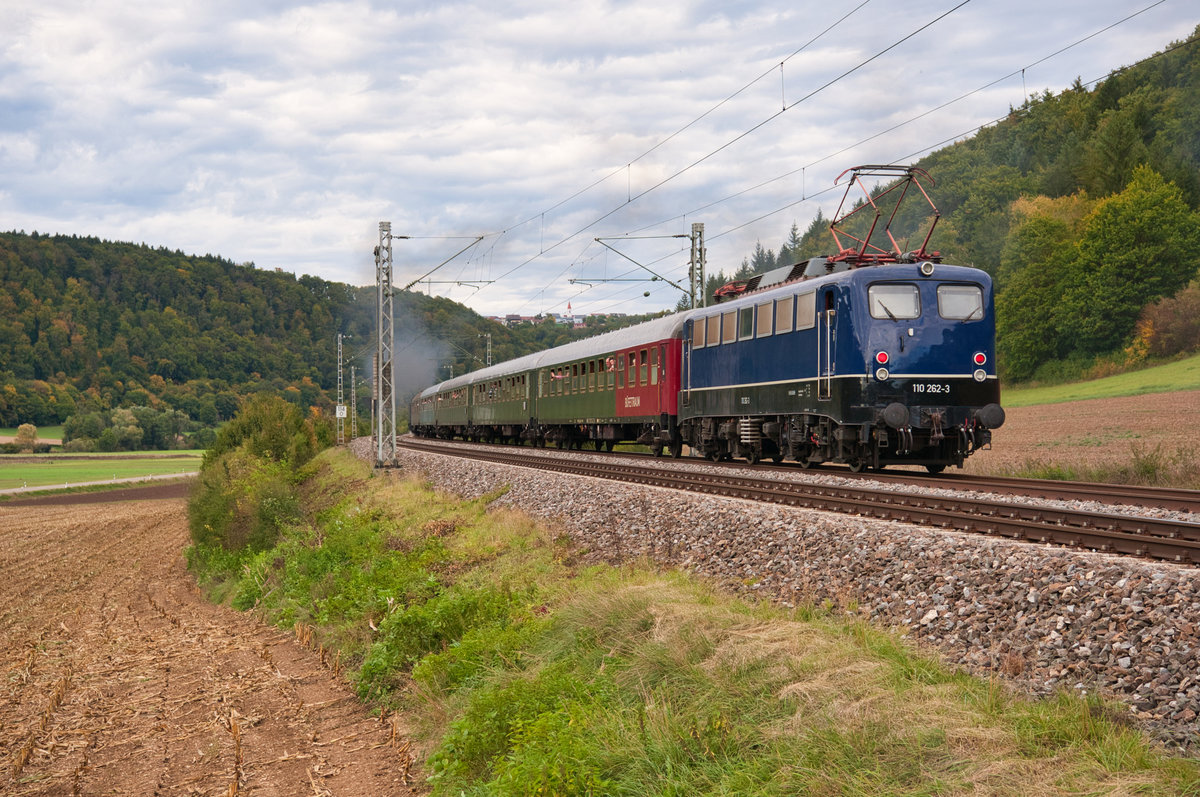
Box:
1001;354;1200;407
0;451;202;490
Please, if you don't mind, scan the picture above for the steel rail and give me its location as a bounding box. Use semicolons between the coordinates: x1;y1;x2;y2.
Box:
399;438;1200;565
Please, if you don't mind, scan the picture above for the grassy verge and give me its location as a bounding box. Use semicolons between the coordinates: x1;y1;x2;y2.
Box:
0;450;202;490
189;447;1200;795
1002;353;1200;407
993;443;1200;488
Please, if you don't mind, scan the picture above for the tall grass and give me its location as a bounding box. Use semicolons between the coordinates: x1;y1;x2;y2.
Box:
1000;442;1200;488
187;447;1200;795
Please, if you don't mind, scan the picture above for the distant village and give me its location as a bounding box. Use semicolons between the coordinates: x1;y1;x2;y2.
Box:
487;312;627;329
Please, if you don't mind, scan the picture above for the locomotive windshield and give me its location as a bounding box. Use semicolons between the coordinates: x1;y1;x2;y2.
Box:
937;284;984;320
868;284;920;320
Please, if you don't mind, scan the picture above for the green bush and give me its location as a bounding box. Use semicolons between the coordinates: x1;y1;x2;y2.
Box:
358;584;530;701
187;449;299;551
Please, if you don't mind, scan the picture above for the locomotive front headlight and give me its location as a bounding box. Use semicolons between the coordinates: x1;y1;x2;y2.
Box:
875;367;890;381
973;369;987;382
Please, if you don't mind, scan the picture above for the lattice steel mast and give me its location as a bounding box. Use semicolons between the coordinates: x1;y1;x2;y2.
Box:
336;333;345;445
374;222;397;466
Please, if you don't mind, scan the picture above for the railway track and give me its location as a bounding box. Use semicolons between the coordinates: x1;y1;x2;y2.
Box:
399;437;1200;565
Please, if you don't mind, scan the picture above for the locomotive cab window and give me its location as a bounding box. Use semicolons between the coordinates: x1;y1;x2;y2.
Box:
937;284;984;320
868;284;920;320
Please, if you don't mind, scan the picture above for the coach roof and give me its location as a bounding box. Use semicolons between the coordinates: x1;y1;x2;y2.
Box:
431;311;686;394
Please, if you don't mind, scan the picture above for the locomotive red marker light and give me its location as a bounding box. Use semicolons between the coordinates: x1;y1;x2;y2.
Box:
875;351;889;365
973;352;986;365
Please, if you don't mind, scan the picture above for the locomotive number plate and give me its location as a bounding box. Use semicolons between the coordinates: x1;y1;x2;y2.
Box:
910;382;952;395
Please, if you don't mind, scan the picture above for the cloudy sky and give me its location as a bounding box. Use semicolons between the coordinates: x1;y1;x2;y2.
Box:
2;1;1195;318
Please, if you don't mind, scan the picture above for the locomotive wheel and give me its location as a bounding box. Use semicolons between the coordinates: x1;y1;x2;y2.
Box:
707;450;721;463
745;449;760;466
848;459;866;473
604;440;616;452
669;440;683;458
771;452;784;464
925;464;947;474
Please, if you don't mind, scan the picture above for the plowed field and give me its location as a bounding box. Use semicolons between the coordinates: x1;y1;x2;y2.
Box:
0;490;421;795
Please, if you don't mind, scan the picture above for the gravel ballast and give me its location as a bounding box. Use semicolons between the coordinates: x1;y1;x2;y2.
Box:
354;437;1200;750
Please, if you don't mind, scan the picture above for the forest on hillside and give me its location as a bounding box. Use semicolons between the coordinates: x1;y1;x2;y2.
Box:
0;232;655;439
3;26;1200;439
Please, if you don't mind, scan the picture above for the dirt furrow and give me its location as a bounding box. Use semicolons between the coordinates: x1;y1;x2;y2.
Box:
1;495;421;795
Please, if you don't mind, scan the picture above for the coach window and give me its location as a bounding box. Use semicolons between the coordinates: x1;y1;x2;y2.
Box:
617;354;626;388
721;311;737;344
756;301;773;338
937;284;984;320
796;291;816;329
774;295;794;334
650;348;659;385
693;319;707;348
639;349;649;385
588;360;596;392
868;284;920;320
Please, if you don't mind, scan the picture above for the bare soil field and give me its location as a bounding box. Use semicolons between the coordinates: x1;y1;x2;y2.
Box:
963;388;1200;477
0;492;422;795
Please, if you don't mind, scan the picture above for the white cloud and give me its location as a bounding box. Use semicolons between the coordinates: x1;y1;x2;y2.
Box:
0;0;1195;317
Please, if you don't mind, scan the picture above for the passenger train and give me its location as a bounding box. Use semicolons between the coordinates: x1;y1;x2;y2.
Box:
409;166;1004;473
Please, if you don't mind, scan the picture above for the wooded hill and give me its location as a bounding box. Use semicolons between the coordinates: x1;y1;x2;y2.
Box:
3;26;1200;432
0;232;653;431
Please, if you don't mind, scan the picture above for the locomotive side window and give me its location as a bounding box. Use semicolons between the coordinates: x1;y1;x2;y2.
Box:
693;319;707;348
775;295;794;334
868;284;920;320
937;284;984;320
707;315;721;347
721;311;737;344
738;307;754;340
796;291;816;329
755;301;773;338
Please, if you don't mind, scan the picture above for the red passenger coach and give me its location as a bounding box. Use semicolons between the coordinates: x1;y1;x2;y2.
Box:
614;339;681;421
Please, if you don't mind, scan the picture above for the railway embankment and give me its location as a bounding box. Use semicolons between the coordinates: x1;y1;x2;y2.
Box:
382;438;1200;750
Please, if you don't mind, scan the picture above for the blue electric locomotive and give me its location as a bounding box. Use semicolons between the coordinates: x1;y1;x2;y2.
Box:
676;165;1003;471
678;257;1004;471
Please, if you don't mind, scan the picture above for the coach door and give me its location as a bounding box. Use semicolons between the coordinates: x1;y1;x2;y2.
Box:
681;324;692;407
818;289;835;401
